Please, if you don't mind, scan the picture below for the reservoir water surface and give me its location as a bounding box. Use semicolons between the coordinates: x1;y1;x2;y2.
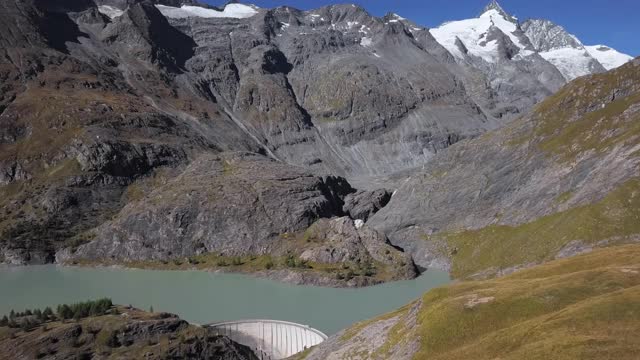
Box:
0;265;449;334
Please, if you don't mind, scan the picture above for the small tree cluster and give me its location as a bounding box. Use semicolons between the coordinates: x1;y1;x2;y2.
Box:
265;259;275;270
335;261;377;281
57;298;113;321
0;299;113;329
284;255;310;269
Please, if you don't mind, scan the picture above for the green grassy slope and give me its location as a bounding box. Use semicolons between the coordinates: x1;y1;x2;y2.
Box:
434;178;640;278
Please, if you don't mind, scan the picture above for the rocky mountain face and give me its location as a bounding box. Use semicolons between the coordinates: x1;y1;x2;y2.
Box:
521;18;583;52
521;19;606;81
0;0;491;270
57;152;354;261
0;0;637;288
368;58;640;278
0;0;261;265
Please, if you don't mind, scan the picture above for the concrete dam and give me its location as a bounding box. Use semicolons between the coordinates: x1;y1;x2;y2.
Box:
207;319;328;359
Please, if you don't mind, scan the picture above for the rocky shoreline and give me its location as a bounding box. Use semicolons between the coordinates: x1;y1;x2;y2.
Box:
43;255;418;289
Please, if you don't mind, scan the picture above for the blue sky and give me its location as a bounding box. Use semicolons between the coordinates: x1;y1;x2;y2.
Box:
204;0;639;56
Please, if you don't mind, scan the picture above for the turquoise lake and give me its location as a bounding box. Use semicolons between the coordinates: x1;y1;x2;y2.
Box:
0;265;450;334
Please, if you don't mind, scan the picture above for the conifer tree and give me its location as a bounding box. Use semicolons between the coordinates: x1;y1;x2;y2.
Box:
57;305;73;320
43;307;53;320
34;309;43;321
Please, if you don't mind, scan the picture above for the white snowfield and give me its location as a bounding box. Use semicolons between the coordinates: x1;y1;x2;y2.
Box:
97;5;124;19
430;9;528;63
539;47;599;81
155;3;258;19
585;45;634;70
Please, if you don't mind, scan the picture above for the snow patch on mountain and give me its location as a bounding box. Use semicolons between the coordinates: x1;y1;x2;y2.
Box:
585;45;633;70
98;5;124;19
539;48;602;81
360;37;373;47
388;13;406;23
155;3;258;19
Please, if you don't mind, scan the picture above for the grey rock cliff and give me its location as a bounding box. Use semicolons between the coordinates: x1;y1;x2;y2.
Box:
342;189;392;221
521;19;583;52
58;152;355;262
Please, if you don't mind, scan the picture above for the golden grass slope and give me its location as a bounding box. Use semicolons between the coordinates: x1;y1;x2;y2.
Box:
311;244;640;360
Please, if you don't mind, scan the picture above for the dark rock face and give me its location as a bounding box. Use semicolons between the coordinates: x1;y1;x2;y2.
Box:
343;189;392;221
101;1;197;71
58;152;355;262
0;161;30;185
0;0;262;264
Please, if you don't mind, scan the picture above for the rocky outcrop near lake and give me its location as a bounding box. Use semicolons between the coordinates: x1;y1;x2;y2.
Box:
0;305;258;360
53;152;415;287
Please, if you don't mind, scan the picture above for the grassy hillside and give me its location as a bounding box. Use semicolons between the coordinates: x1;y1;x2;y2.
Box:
433;178;640;278
306;244;640;359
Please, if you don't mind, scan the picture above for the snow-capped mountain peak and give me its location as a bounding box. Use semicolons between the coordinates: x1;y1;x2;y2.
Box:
480;0;517;23
430;2;532;63
430;1;631;82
